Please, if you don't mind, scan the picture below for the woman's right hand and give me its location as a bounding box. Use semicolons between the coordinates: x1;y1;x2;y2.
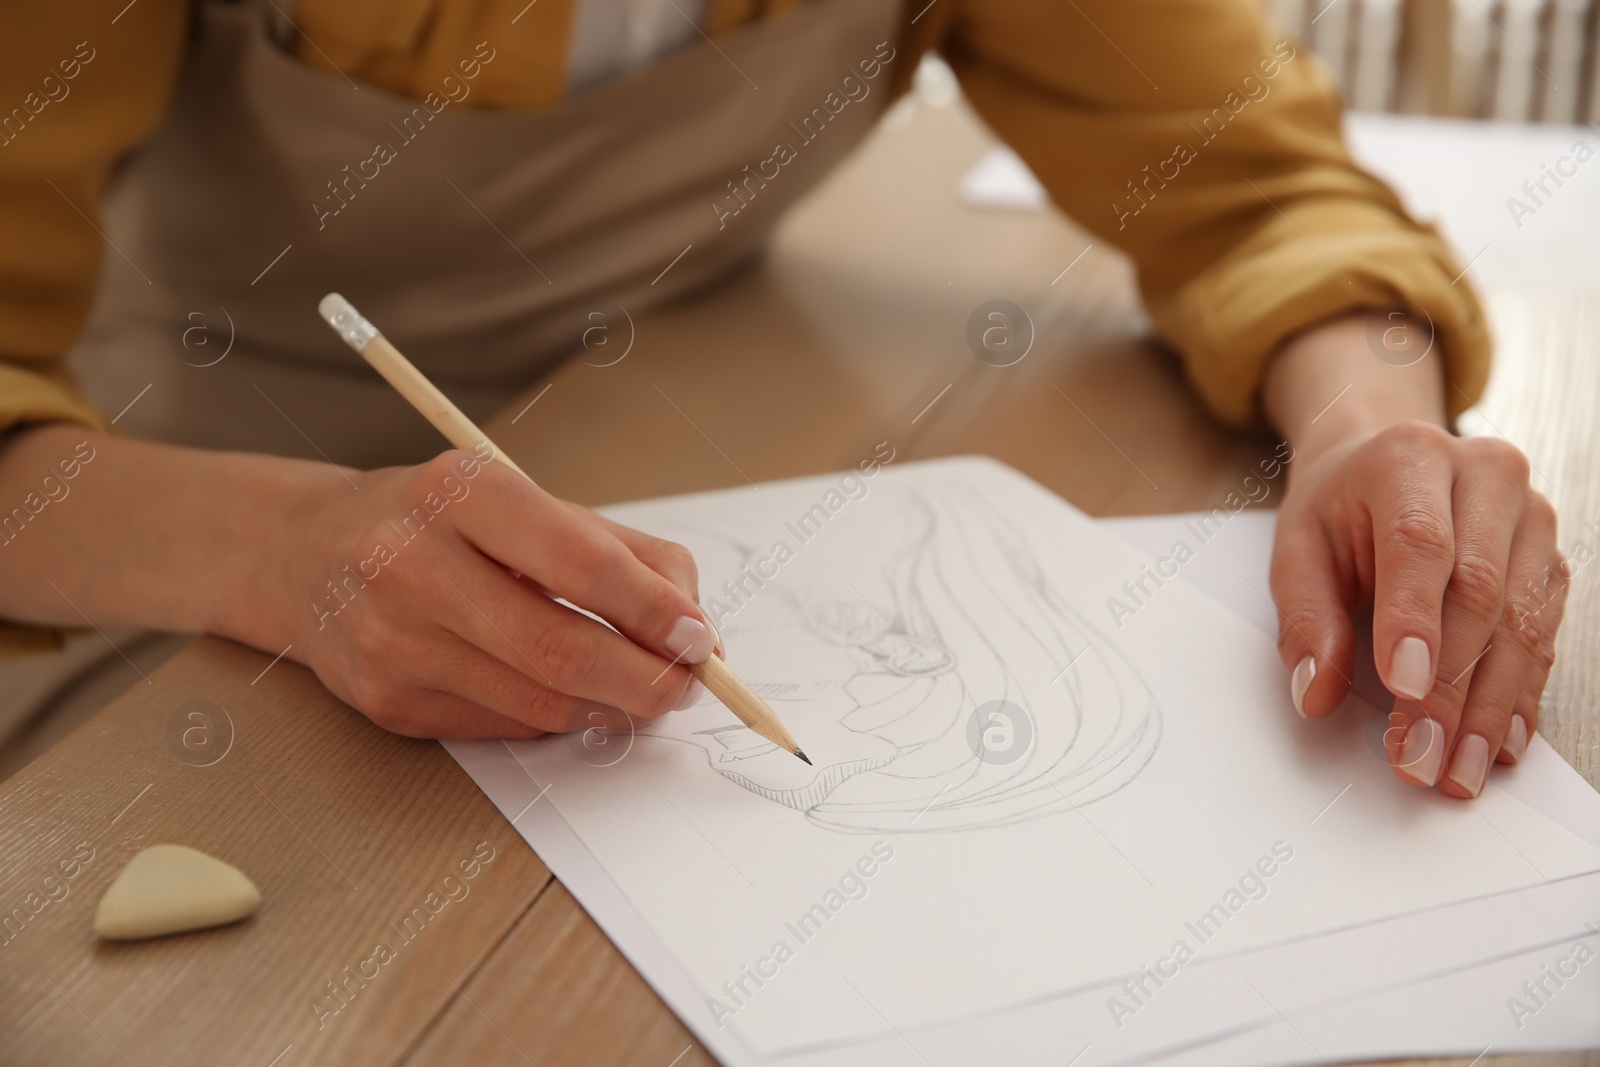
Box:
246;448;716;739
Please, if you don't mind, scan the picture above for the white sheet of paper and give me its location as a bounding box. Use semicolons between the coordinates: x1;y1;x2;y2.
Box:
447;495;1600;1066
957;143;1049;211
453;458;1600;1057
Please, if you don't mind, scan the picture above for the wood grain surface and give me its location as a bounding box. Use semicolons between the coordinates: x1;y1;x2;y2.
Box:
0;638;548;1066
1;98;1595;1067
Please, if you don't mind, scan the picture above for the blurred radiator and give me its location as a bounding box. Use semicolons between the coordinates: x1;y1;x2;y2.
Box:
1266;0;1600;122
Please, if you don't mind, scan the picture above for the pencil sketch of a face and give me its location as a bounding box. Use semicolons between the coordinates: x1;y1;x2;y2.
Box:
655;486;1161;834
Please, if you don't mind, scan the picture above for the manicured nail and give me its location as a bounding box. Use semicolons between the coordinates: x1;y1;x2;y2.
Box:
673;679;706;711
1398;716;1444;787
664;615;716;664
702;610;725;659
1389;636;1432;700
1503;714;1529;762
1291;657;1316;718
1447;733;1490;798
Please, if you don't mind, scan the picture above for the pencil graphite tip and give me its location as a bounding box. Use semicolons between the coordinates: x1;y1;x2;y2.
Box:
794;749;812;766
317;292;378;353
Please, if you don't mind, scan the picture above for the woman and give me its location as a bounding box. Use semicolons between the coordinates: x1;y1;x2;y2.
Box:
0;0;1563;801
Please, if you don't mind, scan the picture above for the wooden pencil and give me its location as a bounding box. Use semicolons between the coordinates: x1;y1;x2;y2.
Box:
317;292;810;765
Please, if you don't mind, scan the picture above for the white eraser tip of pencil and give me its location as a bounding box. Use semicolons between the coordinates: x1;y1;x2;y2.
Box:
318;292;378;353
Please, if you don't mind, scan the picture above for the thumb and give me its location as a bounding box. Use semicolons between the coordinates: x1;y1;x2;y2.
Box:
1268;520;1357;719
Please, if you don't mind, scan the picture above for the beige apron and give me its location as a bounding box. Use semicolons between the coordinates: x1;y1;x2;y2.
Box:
70;0;901;466
4;0;901;773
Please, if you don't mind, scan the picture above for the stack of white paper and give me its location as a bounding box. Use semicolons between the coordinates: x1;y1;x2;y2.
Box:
448;458;1600;1065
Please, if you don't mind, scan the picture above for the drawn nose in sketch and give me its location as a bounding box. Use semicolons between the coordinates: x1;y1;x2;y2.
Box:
670;488;1161;834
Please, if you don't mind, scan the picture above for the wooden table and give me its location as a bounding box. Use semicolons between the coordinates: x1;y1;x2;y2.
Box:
2;99;1596;1067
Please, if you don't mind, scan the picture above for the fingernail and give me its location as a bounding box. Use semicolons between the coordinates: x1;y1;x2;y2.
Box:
1398;716;1444;787
665;615;716;664
674;679;706;711
1503;714;1529;762
1290;657;1316;718
1390;636;1432;700
1447;733;1490;798
702;610;725;659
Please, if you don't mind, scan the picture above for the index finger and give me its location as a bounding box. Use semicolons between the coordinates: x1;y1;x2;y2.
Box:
587;509;726;658
458;461;718;665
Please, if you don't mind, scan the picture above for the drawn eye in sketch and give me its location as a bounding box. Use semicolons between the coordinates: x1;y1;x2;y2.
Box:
646;484;1162;835
805;602;886;646
804;601;955;675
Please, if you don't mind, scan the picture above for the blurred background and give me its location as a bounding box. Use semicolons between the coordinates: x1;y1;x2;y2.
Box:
1266;0;1600;122
897;0;1600;297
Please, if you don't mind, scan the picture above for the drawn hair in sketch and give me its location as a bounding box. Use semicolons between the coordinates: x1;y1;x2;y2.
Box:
659;484;1161;834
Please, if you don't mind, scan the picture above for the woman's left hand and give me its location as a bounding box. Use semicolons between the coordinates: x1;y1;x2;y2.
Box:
1263;312;1568;799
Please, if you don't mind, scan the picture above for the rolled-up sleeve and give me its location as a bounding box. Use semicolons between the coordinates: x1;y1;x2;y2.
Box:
0;2;187;652
939;0;1488;427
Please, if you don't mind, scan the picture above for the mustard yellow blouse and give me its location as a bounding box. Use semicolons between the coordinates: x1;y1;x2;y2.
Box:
0;0;1486;435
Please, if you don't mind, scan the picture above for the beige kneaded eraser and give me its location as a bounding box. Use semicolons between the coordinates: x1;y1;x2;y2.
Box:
94;844;260;941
